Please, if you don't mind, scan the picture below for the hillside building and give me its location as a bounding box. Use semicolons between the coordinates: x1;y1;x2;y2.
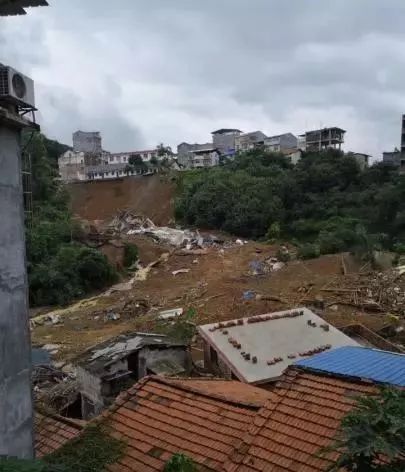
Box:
235;131;267;152
211;128;242;154
72;131;102;154
349;152;370;170
76;332;189;419
189;147;220;168
300;127;346;151
177;142;212;167
264;133;298;153
108;148;168;165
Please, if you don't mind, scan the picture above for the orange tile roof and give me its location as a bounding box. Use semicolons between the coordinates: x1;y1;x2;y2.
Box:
165;378;274;407
35;412;83;458
103;376;272;472
223;368;376;472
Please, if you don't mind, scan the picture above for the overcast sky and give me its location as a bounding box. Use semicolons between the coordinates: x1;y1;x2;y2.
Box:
2;1;405;158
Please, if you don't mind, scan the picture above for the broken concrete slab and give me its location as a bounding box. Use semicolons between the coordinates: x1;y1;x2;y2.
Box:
172;269;190;276
158;308;184;320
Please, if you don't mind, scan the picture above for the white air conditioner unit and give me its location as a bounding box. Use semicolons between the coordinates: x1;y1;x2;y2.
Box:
0;65;35;109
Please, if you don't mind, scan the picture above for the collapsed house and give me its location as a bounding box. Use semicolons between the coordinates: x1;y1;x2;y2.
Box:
76;332;189;419
198;307;358;385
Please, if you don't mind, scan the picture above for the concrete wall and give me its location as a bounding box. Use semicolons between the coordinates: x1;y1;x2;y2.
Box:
177;143;212;168
78;347;188;418
280;133;298;150
139;346;189;378
0;125;33;458
76;366;104;419
202;340;232;379
383;151;402;168
59;164;86;182
212;132;240;154
73;131;102;154
191;151;219;168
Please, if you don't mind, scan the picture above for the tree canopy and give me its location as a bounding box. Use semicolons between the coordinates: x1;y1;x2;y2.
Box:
176;149;404;254
23;132;118;306
327;388;405;472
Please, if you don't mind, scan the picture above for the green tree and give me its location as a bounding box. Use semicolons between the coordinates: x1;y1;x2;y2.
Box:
123;243;138;268
326;388;405;472
175;148;405;256
23;131;118;306
128;154;146;168
157;143;173;157
164;454;196;472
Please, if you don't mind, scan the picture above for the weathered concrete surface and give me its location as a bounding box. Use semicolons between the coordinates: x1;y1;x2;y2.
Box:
0;125;33;458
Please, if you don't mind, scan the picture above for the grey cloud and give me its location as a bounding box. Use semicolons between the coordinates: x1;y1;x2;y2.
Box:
2;0;405;157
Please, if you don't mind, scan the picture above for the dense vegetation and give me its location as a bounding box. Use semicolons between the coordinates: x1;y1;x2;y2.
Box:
327;388;405;472
0;425;124;472
176;149;405;256
24;132;118;306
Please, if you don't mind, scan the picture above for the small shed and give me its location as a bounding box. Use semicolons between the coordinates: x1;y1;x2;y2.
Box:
76;332;189;418
198;307;358;386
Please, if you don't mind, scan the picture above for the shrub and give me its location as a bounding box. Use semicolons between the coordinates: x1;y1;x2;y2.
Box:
276;248;290;263
123;243;138;268
0;459;63;472
164;454;196;472
298;243;321;260
45;424;124;472
266;222;281;242
29;245;118;306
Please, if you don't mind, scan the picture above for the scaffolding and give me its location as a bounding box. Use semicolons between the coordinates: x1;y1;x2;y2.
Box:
21;150;33;229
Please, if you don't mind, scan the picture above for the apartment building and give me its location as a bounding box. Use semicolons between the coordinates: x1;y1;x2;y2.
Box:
265;133;298;152
177;142;212;167
211;128;242;154
300;127;346;151
108;149;167;165
59;131;168;182
235;131;267;152
189;148;220;168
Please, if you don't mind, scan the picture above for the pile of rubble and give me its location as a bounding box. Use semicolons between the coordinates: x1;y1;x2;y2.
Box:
106;210;231;249
321;265;405;315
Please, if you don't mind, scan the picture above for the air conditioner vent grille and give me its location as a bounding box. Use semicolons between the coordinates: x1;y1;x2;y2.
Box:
0;67;9;96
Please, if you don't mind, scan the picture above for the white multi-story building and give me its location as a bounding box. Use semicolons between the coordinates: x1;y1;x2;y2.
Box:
58;142;171;182
189;148;220;168
108;149;167;165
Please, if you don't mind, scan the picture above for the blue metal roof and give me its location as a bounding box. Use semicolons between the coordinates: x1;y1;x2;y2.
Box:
295;346;405;387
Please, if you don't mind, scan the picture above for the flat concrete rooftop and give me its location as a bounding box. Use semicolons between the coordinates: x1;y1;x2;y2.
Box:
198;307;358;384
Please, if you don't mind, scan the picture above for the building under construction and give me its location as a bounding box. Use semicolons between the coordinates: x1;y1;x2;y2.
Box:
300;127;346;152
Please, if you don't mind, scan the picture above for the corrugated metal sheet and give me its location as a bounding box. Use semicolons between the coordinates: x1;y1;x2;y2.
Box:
295;346;405;387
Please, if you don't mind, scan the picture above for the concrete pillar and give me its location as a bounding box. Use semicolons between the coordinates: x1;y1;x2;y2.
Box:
0;124;34;458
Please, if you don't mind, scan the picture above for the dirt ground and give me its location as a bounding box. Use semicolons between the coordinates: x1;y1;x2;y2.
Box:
31;236;392;362
33;177;404;363
68;174;175;225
